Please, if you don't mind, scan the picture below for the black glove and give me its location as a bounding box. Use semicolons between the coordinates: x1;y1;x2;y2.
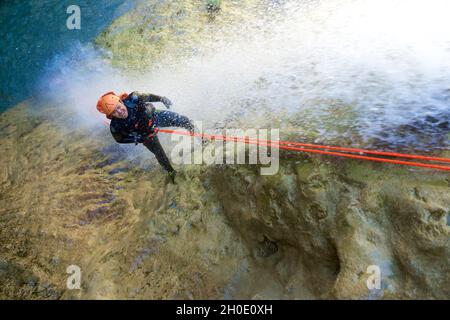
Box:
160;96;172;109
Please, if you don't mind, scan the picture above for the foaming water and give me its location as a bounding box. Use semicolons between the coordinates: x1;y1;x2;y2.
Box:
37;43;128;127
39;0;450;150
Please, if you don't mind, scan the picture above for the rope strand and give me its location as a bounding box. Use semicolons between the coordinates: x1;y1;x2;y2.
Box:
159;129;450;172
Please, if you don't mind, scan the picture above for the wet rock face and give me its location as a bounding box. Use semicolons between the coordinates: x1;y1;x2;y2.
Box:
0;102;449;299
206;166;341;298
205;162;449;299
0;258;63;299
95;0;265;69
254;236;278;258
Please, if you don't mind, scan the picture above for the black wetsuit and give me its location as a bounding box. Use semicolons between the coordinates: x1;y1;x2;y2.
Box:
110;91;194;173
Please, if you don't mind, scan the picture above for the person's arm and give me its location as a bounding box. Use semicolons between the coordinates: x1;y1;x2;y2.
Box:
138;92;164;103
134;91;172;109
143;102;156;116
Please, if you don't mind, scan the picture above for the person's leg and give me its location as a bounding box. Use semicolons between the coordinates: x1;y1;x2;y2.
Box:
142;136;175;173
155;110;210;146
155;110;195;132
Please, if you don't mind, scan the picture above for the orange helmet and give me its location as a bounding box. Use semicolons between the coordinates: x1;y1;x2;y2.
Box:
96;91;129;117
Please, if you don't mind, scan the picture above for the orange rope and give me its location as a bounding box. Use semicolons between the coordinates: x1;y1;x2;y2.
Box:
159;129;450;172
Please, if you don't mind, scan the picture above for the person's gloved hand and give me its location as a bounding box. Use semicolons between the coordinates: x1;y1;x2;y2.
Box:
161;96;172;109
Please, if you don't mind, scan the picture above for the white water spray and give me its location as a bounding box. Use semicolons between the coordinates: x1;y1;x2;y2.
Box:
40;0;450;149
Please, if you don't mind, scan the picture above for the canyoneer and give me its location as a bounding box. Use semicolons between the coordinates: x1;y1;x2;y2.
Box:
96;91;195;183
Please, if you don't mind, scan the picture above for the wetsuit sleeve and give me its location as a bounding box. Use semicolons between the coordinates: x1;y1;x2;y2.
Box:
143;102;156;117
134;91;165;103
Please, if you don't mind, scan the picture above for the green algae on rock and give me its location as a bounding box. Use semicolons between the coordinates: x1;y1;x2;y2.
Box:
0;101;448;299
95;0;266;70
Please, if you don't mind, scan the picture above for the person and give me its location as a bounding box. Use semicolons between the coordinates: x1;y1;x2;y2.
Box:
96;91;195;183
